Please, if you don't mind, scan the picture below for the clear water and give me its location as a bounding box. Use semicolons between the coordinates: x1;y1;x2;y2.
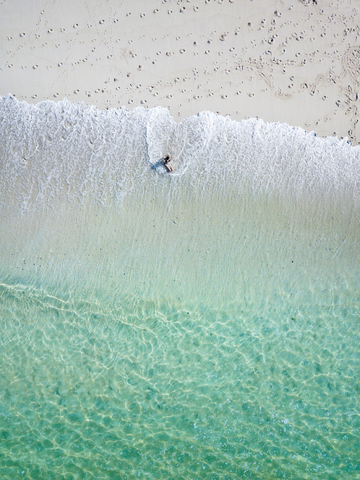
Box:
0;96;359;479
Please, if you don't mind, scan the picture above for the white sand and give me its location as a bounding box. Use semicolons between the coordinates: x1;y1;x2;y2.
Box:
1;0;360;143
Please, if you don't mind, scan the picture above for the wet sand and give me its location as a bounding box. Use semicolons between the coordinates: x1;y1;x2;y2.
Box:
1;0;360;143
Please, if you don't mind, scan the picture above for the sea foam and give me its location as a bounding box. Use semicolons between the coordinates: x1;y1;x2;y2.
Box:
1;95;359;211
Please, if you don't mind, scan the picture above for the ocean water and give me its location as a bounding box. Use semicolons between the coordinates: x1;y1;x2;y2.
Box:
0;95;359;479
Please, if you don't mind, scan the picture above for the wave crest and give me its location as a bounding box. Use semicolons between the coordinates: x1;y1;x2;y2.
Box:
1;95;359;210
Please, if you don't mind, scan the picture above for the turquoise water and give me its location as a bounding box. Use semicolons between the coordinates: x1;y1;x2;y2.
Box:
1;96;360;479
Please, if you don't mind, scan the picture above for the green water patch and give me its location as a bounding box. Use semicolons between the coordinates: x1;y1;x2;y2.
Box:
0;282;359;479
1;169;360;478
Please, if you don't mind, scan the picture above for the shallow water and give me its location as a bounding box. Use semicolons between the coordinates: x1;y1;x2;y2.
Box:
0;97;359;479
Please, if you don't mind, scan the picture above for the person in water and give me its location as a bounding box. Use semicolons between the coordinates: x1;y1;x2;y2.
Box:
163;154;174;172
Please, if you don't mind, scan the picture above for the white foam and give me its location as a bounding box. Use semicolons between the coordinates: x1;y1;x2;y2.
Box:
1;95;359;211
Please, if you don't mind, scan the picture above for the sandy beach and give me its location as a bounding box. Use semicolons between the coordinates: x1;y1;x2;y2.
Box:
1;0;360;143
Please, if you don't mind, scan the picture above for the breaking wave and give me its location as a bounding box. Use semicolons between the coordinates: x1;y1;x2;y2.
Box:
1;94;359;211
